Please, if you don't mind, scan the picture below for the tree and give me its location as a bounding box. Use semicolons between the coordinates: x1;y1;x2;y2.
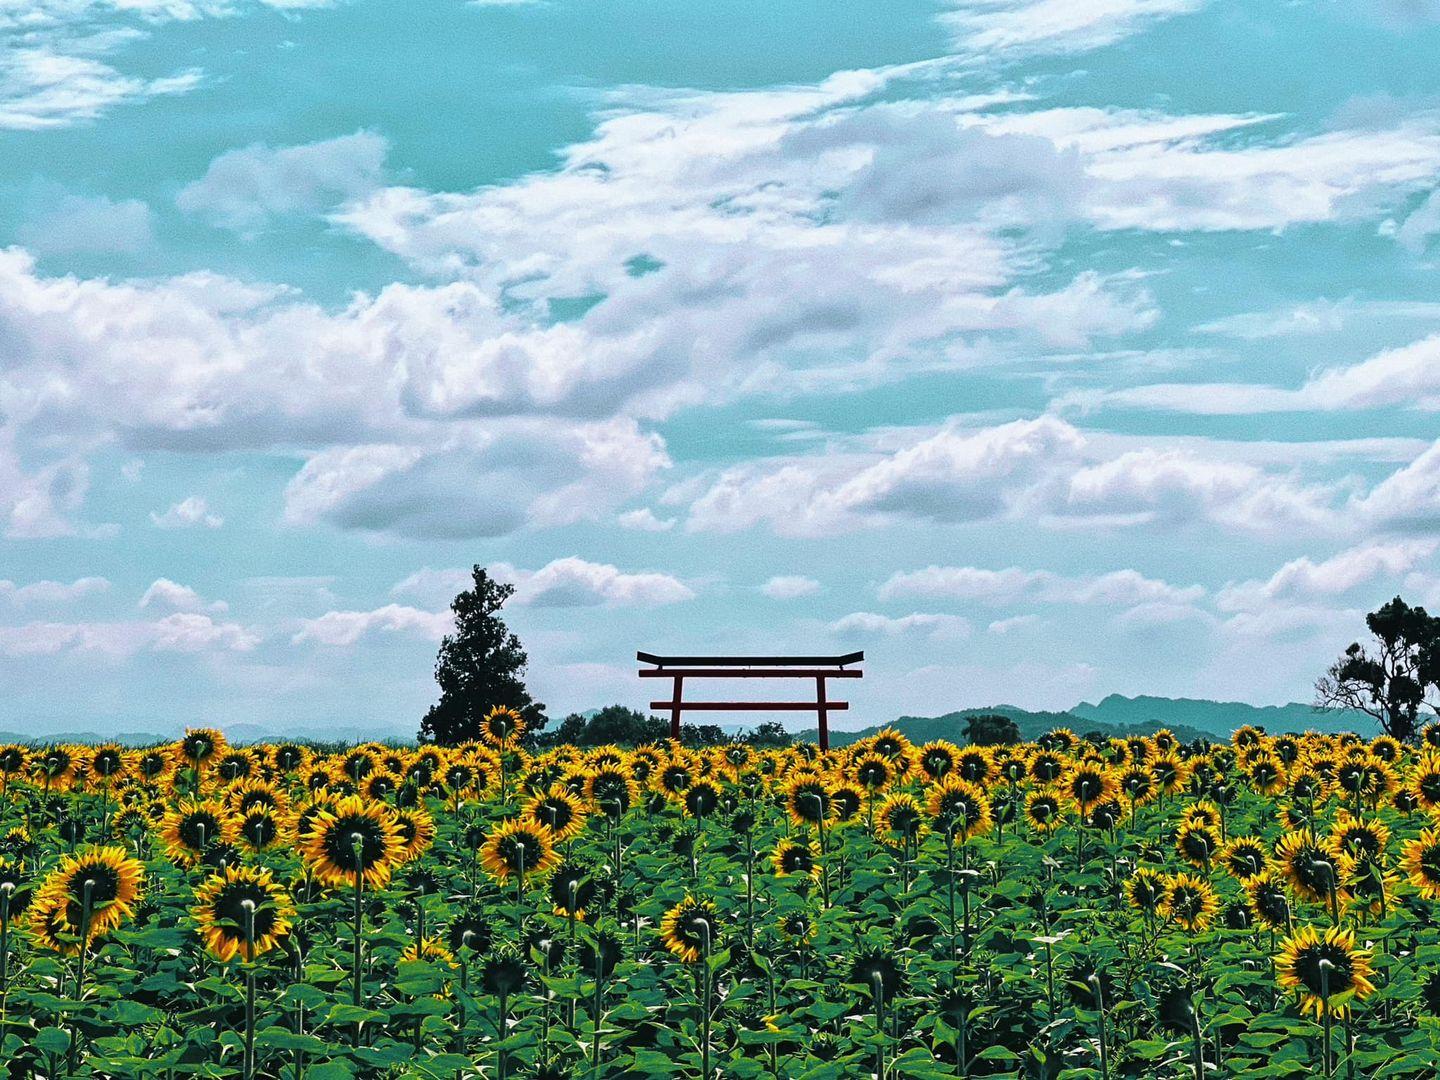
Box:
744;721;794;747
419;566;545;746
963;712;1021;746
1315;596;1440;743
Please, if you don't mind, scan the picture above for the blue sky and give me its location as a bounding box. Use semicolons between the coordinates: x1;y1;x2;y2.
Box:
3;0;1440;738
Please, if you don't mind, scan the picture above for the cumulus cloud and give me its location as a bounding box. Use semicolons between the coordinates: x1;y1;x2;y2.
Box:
18;191;154;255
292;604;454;647
829;610;971;640
761;575;822;599
0;576;109;607
878;564;1202;606
1218;540;1439;612
0;47;200;131
138;578;228;614
0;613;258;657
494;557;695;607
177;131;390;232
683;414;1354;538
150;496;223;529
617;508;675;532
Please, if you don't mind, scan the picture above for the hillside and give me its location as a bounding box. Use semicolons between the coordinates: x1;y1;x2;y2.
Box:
1070;694;1378;740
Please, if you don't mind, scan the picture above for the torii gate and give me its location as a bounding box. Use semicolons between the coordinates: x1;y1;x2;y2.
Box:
636;651;864;751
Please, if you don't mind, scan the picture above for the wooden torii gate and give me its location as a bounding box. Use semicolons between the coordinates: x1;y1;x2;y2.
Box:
637;651;864;751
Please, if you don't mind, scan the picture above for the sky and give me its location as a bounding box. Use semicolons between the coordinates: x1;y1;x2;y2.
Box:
3;0;1440;738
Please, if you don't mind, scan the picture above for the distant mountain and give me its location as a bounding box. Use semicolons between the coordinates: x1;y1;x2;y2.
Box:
1070;694;1379;740
806;694;1382;748
803;705;1213;748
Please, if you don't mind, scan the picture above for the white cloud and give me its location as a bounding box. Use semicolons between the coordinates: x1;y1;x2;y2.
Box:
617;508;675;532
829;610;971;640
150;496;223;529
0;576;109;607
1397;188;1440;252
0;46;200;131
495;557;695;607
177;131;389;232
0;613;257;657
139;577;228;614
760;575;821;599
941;0;1204;56
390;567;473;605
18;191;154;255
684;415;1347;538
878;563;1202;606
1351;440;1440;531
292;604;454;647
1079;333;1440;416
1218;539;1438;612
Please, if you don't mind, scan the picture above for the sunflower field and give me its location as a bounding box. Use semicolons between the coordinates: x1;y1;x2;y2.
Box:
7;714;1440;1077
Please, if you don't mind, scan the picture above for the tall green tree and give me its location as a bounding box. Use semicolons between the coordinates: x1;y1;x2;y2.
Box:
1315;595;1440;743
419;566;545;746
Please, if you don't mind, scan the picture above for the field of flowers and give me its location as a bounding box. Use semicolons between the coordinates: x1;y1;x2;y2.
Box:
4;710;1440;1077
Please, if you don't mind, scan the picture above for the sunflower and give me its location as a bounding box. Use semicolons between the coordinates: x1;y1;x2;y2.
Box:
518;786;584;845
550;862;595;920
771;838;822;882
1124;866;1166;916
1176;821;1220;869
1028;751;1065;785
159;798;239;866
1410;754;1440;810
1274;830;1344;905
784;776;835;827
390;806;437;864
480;706;527;750
35;846;144;940
1064;763;1117;813
236;808;287;853
1243;870;1292;931
874;792;928;849
228;779;283;816
1024;789;1064;833
584;765;639;819
1275;926;1375;1017
1401;826;1440;899
829;781;864;823
848;947;905;1002
682;778;723;819
1330;810;1388;860
1339;851;1397;917
1245;754;1287;797
1218;836;1269;881
917;742;955;782
852;753;895;794
191;865;295;963
925;776;993;841
1160;873;1219;933
401;935;459;971
177;728;227;772
299;795;404;890
480;819;560;883
952;747;995;786
1151;753;1189;796
659;895;719;963
653;757;693;800
1118;766;1156;806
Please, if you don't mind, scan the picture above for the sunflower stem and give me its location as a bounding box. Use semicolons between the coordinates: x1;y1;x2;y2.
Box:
350;834;365;1047
1320;960;1334;1078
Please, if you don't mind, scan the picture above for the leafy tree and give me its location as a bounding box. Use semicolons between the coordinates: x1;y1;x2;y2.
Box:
963;713;1021;746
534;705;730;748
744;721;795;747
1315;595;1440;743
419;566;545;746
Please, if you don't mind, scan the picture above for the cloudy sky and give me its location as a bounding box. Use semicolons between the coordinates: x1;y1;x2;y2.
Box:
3;0;1440;736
